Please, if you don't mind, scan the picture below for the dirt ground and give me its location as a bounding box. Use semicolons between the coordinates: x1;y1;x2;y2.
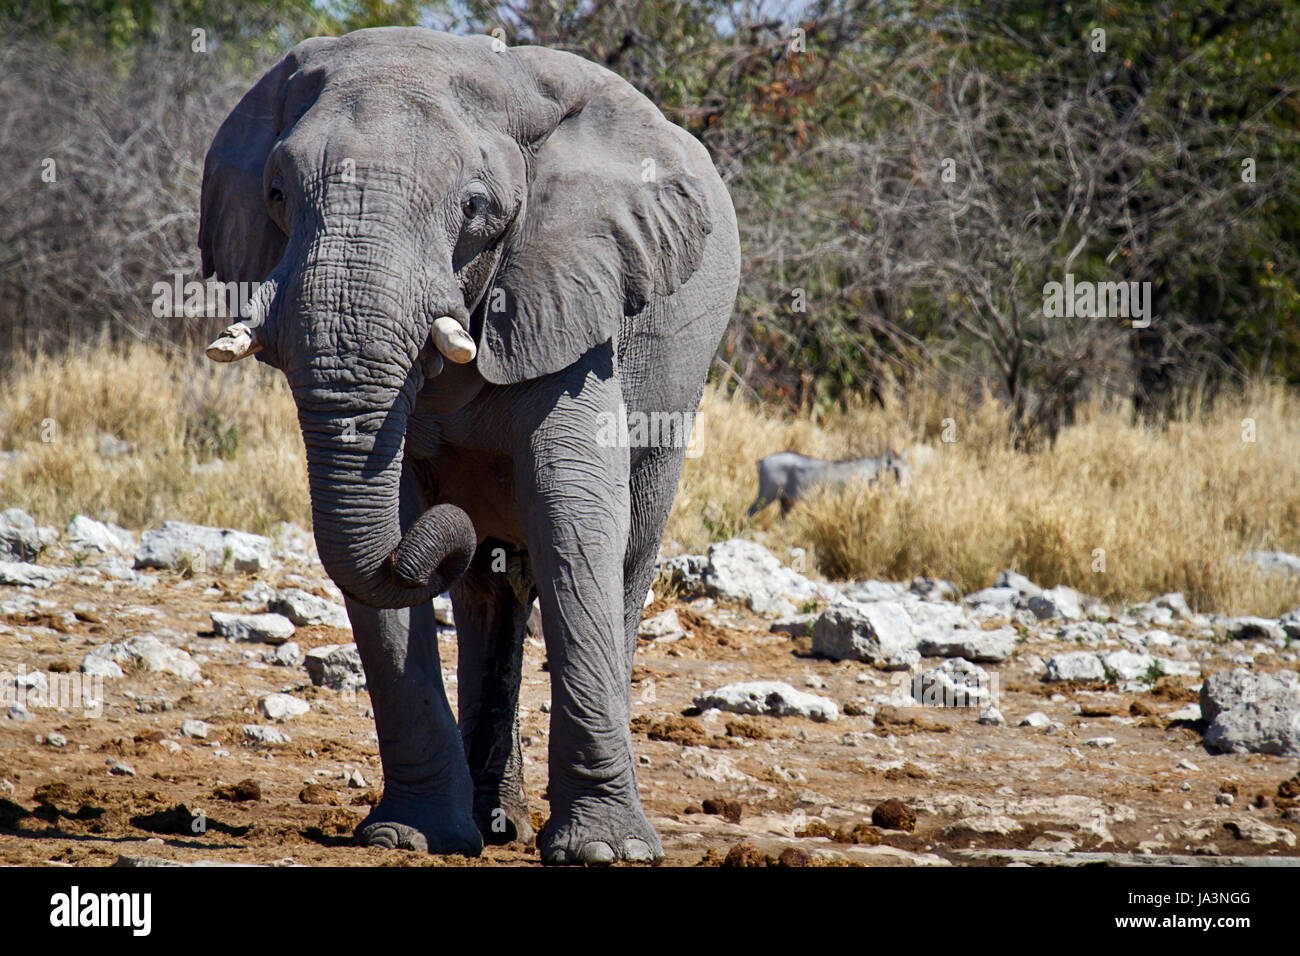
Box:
2;563;1299;868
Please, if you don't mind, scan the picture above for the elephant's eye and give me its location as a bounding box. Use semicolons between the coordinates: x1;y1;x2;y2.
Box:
461;192;490;221
267;177;286;206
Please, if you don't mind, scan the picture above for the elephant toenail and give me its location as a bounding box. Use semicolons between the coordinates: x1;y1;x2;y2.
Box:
578;841;616;864
623;839;654;861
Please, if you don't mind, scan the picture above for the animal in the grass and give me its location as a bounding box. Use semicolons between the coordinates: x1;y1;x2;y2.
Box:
745;449;912;517
199;27;739;864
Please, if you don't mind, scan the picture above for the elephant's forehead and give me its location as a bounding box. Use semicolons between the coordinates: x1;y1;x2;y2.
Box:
293;29;513;120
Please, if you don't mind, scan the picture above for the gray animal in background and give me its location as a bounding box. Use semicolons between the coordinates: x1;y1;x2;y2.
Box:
199;28;739;864
746;450;911;517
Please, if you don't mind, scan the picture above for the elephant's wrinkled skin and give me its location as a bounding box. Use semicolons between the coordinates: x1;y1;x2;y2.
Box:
197;28;739;864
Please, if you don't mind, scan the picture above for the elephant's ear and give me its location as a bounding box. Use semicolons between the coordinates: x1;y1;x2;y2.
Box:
198;39;331;282
476;54;715;385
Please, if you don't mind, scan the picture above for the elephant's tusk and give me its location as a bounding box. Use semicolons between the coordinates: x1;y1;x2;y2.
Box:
204;323;263;363
431;316;476;364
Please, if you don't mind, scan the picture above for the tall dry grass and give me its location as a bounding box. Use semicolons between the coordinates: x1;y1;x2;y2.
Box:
3;345;1298;614
671;382;1300;615
0;344;308;532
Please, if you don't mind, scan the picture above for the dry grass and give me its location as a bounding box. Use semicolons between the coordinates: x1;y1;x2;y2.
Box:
0;344;308;533
672;382;1300;615
3;345;1299;614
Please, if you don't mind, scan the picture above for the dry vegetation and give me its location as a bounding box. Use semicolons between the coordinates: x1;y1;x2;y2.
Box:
3;346;1299;615
0;344;307;532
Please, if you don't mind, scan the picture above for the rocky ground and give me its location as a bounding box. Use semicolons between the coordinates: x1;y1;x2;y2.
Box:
1;510;1299;867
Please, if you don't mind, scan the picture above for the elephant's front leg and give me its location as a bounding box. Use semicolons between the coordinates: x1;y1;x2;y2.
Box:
346;465;482;856
514;352;661;865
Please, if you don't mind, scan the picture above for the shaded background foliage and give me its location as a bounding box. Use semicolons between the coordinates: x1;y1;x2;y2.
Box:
0;0;1296;437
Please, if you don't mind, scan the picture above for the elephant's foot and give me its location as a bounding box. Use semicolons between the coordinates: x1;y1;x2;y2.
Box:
474;790;534;846
355;790;483;857
539;790;663;866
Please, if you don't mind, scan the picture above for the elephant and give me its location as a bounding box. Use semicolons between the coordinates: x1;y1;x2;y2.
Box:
745;450;911;518
197;27;739;864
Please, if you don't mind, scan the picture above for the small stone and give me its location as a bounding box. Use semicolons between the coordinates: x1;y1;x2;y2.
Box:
46;732;68;747
347;769;367;789
181;719;210;739
108;760;136;777
1177;758;1200;771
977;706;1006;726
303;644;366;692
243;724;291;745
210;612;296;645
82;635;202;682
258;693;310;723
268;589;349;629
694;681;839;722
265;641;304;667
812;601;917;670
1084;736;1117;748
1044;652;1106;683
1019;711;1051;729
638;608;686;643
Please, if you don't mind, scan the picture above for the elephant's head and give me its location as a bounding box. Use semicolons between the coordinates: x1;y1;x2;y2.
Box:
198;28;714;609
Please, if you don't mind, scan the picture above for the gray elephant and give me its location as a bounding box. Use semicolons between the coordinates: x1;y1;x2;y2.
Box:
746;450;911;518
198;28;739;864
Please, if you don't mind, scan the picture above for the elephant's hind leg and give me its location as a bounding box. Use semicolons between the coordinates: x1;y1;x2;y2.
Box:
451;540;534;845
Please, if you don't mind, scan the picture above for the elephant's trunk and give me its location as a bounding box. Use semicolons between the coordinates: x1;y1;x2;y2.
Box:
294;381;476;610
286;229;476;610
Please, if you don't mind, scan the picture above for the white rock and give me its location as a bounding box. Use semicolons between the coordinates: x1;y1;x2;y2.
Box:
259;692;311;723
1224;617;1287;644
1044;651;1106;683
912;658;992;708
265;642;304;667
243;724;291;745
269;522;317;563
64;515;136;555
701;539;838;616
963;586;1020;611
82;636;202;682
1201;669;1300;756
1084;736;1117;748
1165;703;1202;723
304;643;366;692
812;600;917;670
268;589;349;629
1102;650;1156;682
432;594;455;626
180;720;210;739
1226;819;1297;847
210;611;296;645
1019;711;1051;729
638;607;686;642
1027;585;1083;621
0;561;66;588
134;521;273;573
978;706;1006;726
917;626;1016;663
0;508;58;561
694;681;839;722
